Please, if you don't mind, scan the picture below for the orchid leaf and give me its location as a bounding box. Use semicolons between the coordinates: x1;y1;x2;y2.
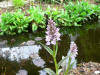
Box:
44;68;56;75
58;69;62;75
58;56;68;68
39;42;54;56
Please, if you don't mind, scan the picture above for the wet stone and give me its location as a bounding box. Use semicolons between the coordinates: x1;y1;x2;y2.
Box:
20;40;35;46
26;40;35;45
32;57;45;68
35;37;42;41
0;40;8;47
16;69;28;75
0;1;13;8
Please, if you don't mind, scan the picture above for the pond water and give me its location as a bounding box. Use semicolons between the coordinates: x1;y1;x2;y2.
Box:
0;21;100;75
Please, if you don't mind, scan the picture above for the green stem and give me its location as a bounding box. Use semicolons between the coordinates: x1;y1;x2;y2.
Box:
55;41;58;57
53;45;58;75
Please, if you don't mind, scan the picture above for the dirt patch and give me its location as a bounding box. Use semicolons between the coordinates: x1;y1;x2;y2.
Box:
69;62;100;75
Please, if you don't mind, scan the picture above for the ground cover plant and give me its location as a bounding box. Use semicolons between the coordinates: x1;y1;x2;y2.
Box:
0;9;30;35
47;1;100;26
27;6;46;32
0;1;100;35
37;0;75;4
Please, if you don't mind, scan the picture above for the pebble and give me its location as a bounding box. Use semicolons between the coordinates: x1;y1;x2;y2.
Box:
94;71;100;74
16;69;28;75
20;40;35;46
35;37;42;41
69;62;100;75
26;40;35;45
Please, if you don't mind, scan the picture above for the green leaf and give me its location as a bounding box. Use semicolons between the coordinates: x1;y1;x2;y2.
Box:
64;57;71;75
32;23;38;32
58;56;68;68
39;42;54;56
44;68;56;75
18;29;22;33
98;16;100;19
55;41;58;57
69;62;75;71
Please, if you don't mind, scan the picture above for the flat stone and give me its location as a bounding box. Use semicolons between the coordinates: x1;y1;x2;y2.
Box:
35;37;42;41
20;40;35;46
16;69;28;75
94;71;100;74
26;40;35;45
0;1;13;8
32;57;45;68
0;45;41;61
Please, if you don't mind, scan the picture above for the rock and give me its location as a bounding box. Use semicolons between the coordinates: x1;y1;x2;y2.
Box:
0;40;7;44
94;71;100;74
26;40;35;45
16;69;28;75
0;45;41;61
32;57;45;68
35;37;42;41
20;40;35;46
0;1;13;8
0;40;8;47
29;53;39;59
39;70;47;75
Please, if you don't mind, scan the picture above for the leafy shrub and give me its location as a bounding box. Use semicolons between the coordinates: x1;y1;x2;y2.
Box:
95;0;100;3
45;6;61;26
0;10;30;35
27;6;46;32
62;1;100;26
47;1;100;26
12;0;25;8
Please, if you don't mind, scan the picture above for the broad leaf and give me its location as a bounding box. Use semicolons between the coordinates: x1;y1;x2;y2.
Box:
32;23;38;32
55;41;58;57
58;69;62;75
39;42;54;56
44;68;56;75
58;56;68;68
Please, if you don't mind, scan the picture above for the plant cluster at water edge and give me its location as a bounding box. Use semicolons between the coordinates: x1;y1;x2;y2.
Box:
0;1;100;35
0;9;30;35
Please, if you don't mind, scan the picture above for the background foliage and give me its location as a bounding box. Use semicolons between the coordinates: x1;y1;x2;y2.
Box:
0;10;30;35
0;1;100;35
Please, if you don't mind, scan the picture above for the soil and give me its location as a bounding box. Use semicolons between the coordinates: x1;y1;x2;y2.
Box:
69;62;100;75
